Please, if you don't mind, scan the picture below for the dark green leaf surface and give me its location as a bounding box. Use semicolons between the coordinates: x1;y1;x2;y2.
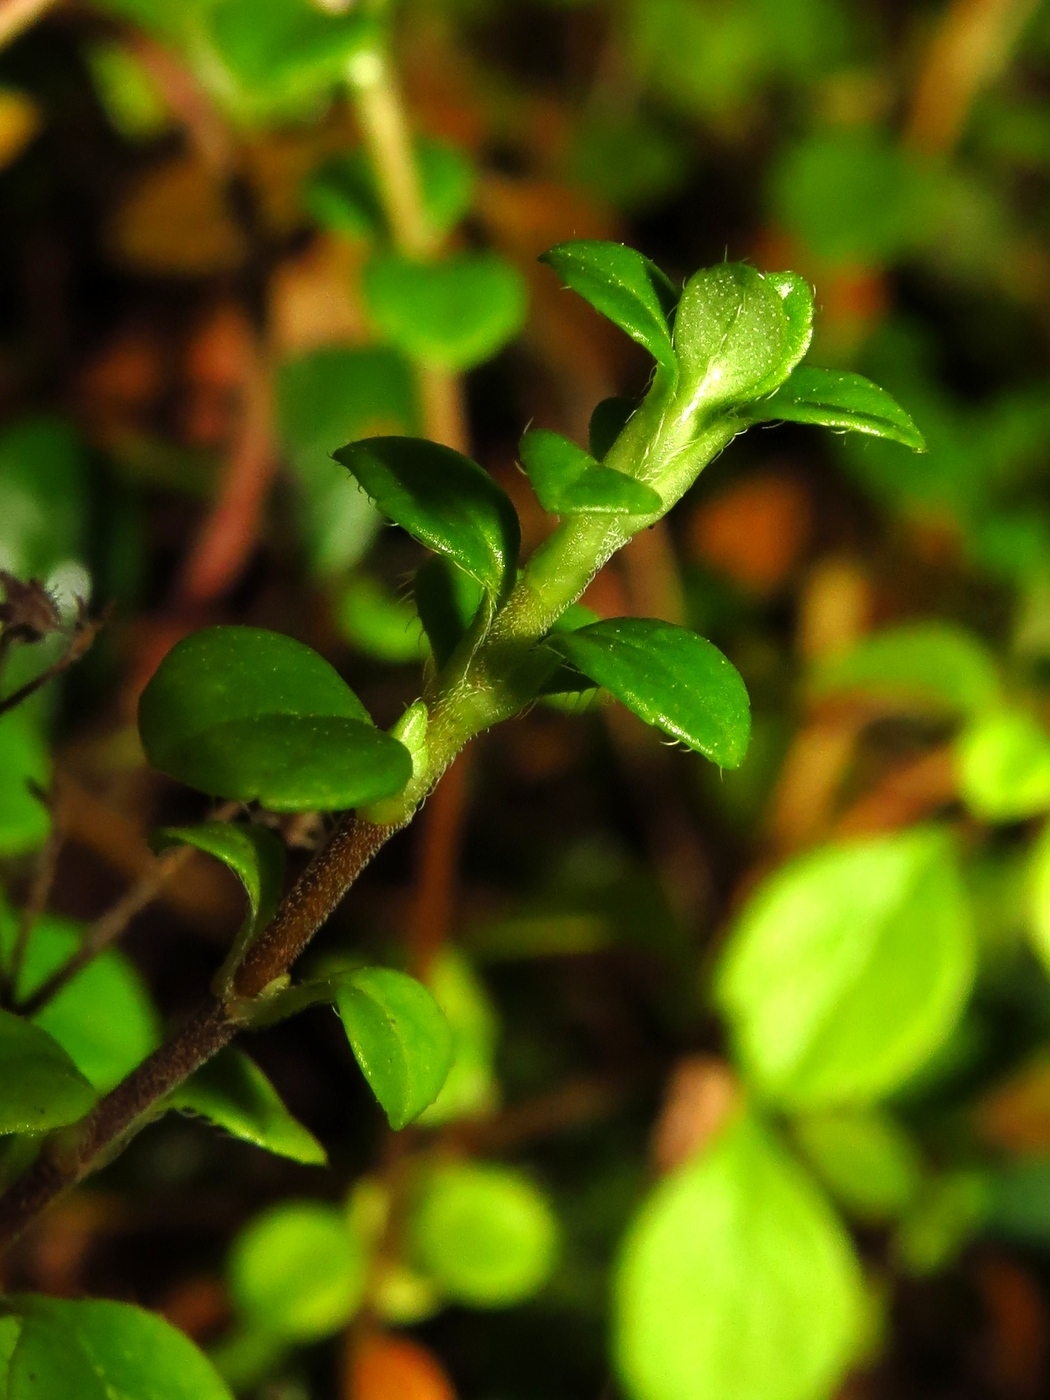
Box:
229;1201;365;1340
519;429;661;516
362;252;526;371
540;240;678;373
0;909;158;1092
615;1115;862;1400
717;829;976;1107
336;437;520;600
138;627;412;812
409;1162;559;1306
588;396;636;460
753;366;926;449
673;263;796;414
153;822;285;954
171;1047;325;1165
4;1295;232;1399
413;556;485;669
0;711;49;857
0;1009;95;1134
336;967;454;1129
549;618;751;768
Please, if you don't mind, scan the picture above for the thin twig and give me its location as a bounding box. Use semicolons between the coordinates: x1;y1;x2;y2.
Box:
0;614;103;721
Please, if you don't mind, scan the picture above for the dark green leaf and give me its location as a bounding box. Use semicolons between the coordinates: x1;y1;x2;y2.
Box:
589;396;636;460
615;1115;863;1400
0;417;86;578
540;240;677;373
152;823;285;969
0;1009;95;1134
170;1047;325;1165
335;437;520;601
229;1201;366;1340
413;555;485;669
673;263;798;414
335;966;454;1130
362;251;527;371
716;828;976;1107
1028;821;1050;975
519;429;662;516
4;1295;232;1399
409;1162;559;1306
753;366;926;450
0;910;158;1093
957;709;1050;822
811;622;1001;717
138;627;412;812
548;618;751;768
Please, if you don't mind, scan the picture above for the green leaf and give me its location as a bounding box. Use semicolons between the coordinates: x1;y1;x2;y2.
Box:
811;622;1001;718
138;626;412;812
335;967;454;1130
362;251;527;372
716;828;976;1108
0;417;86;578
170;1047;325;1165
1027;820;1050;976
548;618;751;768
229;1200;366;1340
792;1108;923;1222
0;1009;95;1134
540;240;678;374
614;1115;863;1400
3;1295;232;1399
0;710;49;857
152;822;285;974
417;950;500;1127
335;437;520;601
896;1172;989;1274
0;911;158;1093
767;272;815;382
408;1162;559;1307
956;709;1050;822
413;555;486;669
207;0;379;116
306;138;475;244
519;429;662;516
277;346;416;576
672;263;800;414
752;366;926;450
86;40;171;141
336;574;427;664
589;396;636;460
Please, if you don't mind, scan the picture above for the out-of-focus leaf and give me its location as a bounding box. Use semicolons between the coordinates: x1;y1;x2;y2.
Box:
307;138;475;243
956;709;1050;822
716;829;976;1108
335;437;520;601
86;42;170;141
751;367;926;450
362;252;527;371
540;240;678;373
0;418;86;579
418;950;500;1126
229;1201;366;1340
0;90;40;170
3;1295;232;1399
0;711;49;857
138;627;412;811
614;1114;863;1400
409;1162;559;1307
1;909;159;1093
337;574;427;663
793;1108;923;1222
896;1172;989;1274
810;622;1001;718
1028;821;1050;976
170;1047;325;1165
0;1009;95;1134
336;967;454;1130
276;346;416;577
549;618;751;768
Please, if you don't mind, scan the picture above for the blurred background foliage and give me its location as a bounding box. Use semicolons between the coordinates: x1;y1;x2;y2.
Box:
5;0;1050;1396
